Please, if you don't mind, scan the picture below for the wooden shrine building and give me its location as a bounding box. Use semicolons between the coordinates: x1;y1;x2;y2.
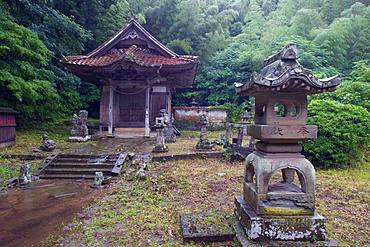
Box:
62;18;199;137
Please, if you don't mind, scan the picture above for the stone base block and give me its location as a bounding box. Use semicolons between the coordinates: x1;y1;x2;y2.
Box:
235;196;328;242
196;140;214;150
68;136;91;142
234;220;338;247
152;145;168;153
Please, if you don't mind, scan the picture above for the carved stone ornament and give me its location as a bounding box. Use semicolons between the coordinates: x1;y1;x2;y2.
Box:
19;163;32;185
40;133;56;151
92;172;104;188
160;109;176;143
69;110;91;142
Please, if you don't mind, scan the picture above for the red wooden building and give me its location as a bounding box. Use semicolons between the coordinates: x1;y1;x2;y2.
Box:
62;18;199;137
0;107;18;147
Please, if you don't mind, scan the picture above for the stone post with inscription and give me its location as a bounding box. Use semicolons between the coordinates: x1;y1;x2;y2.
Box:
234;44;341;246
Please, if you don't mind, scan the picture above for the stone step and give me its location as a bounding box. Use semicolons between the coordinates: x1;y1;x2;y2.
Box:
115;127;145;133
49;163;114;169
53;158;115;163
39;174;96;179
43;168;112;175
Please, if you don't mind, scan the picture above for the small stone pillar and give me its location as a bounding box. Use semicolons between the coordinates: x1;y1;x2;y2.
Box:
69;110;91;142
234;44;341;245
236;127;244;146
225;123;232;145
196;114;213;150
152;116;168;153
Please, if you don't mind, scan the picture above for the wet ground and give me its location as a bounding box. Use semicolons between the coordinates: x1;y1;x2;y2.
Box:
0;179;100;247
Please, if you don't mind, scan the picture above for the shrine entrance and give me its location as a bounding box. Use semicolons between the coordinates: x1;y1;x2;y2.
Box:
118;90;146;127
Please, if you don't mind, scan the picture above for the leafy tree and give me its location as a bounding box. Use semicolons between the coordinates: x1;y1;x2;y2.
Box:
290;9;324;38
166;39;193;55
5;0;100;116
0;3;60;125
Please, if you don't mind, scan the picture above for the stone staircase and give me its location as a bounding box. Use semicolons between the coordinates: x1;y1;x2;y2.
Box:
37;153;126;179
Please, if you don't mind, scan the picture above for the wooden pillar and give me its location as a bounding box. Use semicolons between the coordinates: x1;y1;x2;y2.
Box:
167;90;172;116
144;87;150;137
108;85;114;136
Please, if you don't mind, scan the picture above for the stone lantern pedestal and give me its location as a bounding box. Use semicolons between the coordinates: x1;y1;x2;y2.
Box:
234;44;341;246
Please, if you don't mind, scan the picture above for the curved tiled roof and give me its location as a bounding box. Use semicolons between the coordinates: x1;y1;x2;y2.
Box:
64;45;197;68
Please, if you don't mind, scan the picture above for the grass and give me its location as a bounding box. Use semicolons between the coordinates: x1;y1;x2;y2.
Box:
2;127;369;245
50;159;369;247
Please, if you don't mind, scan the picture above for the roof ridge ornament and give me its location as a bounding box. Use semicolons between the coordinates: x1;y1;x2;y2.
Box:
263;44;298;67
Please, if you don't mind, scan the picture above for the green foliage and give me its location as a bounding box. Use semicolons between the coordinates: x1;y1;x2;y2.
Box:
214;102;246;123
312;81;370;111
166;39;193;55
1;0;369;132
95;0;147;43
312;60;370;111
0;5;61;125
3;0;101;120
304;100;370;168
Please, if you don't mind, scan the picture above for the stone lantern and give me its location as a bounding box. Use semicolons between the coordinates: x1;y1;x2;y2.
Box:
234;44;341;245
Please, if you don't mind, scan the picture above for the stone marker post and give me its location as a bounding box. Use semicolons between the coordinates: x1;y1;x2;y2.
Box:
234;44;341;246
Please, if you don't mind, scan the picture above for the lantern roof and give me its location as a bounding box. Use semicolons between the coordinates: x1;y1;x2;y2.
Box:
235;44;341;95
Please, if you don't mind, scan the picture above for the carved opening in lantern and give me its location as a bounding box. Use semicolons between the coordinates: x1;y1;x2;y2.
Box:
255;104;266;118
273;103;287;117
267;168;306;193
245;162;256;185
289;104;300;117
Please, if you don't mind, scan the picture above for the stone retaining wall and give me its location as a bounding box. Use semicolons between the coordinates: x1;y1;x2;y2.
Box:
173;106;227;130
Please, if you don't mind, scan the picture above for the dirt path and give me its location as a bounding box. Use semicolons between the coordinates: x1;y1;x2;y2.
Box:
0;179;100;247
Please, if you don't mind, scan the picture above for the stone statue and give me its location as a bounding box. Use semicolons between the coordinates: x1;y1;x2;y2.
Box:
69;110;91;142
152;116;168;153
93;172;104;188
40;133;56;151
195;114;213;150
19;163;32;185
160;109;176;143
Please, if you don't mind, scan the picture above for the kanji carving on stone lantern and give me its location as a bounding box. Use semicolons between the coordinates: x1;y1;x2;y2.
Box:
234;44;341;245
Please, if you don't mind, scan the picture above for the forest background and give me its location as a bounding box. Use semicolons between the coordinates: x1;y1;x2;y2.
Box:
0;0;369;167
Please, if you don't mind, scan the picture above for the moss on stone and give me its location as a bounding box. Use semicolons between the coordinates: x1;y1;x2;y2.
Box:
262;206;313;216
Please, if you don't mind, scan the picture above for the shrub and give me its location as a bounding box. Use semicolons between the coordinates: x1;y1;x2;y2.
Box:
303;100;370;168
311;81;370;111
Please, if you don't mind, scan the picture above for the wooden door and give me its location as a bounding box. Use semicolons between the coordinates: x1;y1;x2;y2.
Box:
119;91;145;127
150;93;167;124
